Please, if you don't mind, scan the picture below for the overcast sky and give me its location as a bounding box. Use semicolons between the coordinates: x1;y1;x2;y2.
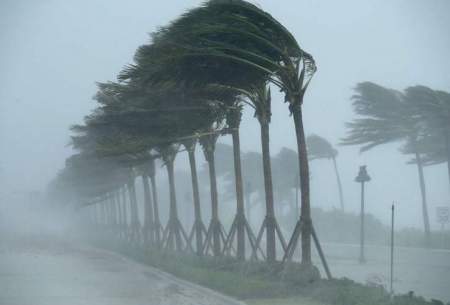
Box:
1;0;450;228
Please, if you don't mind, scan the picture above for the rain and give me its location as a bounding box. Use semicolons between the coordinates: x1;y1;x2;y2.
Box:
1;1;450;305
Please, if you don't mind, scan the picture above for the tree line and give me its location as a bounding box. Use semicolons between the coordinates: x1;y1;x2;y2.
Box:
47;0;329;281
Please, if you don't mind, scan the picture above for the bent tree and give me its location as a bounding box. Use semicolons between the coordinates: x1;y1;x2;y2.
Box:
342;82;432;245
307;134;345;211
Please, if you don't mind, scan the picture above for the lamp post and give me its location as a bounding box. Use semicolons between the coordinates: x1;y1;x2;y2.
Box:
390;203;395;296
355;165;371;263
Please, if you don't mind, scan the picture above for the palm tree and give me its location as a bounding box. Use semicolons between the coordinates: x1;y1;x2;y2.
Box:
342;82;432;245
272;147;299;219
307;134;345;211
93;81;226;252
139;166;155;246
405;86;450;190
157;144;190;251
146;158;163;246
180;137;207;256
222;105;260;260
247;84;287;262
199;130;227;256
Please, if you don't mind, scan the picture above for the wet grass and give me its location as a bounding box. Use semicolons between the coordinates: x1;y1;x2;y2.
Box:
91;236;449;305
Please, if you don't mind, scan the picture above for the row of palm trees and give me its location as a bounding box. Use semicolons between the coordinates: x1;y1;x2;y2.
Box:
342;82;450;245
48;0;329;280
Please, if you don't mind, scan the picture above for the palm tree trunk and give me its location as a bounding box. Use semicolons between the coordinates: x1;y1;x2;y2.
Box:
106;195;113;227
415;151;431;246
166;158;182;251
292;105;312;265
332;156;345;211
101;201;106;226
142;174;154;245
115;190;123;233
121;186;128;237
148;160;161;246
111;193;117;229
127;178;140;242
260;119;276;262
231;127;246;260
187;148;204;256
205;146;221;256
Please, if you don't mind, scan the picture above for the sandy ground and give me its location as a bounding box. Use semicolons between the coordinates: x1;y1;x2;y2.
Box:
310;242;450;302
0;236;242;305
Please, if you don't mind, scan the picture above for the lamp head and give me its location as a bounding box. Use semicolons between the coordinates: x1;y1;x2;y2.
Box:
355;165;371;183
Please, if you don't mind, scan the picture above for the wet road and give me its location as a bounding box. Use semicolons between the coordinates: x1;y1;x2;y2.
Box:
0;236;242;305
311;242;450;302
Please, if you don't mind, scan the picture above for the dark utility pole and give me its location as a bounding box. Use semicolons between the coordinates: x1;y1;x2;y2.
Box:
355;165;370;263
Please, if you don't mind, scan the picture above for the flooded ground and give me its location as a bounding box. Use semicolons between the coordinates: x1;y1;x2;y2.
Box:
0;235;242;305
311;242;450;302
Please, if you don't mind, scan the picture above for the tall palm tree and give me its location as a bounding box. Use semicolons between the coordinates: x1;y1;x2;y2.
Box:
199;131;225;256
222;105;260;260
181;137;207;256
157;144;190;251
272;147;299;219
307;134;345;211
342;82;432;245
139;166;155;246
146;158;163;246
405;86;450;190
244;83;287;262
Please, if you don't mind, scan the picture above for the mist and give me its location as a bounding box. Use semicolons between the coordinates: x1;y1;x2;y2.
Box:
1;1;450;305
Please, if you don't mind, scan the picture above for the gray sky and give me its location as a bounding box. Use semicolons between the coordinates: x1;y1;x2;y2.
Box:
1;0;450;228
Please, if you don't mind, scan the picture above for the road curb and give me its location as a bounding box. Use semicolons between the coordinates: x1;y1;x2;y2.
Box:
96;246;247;305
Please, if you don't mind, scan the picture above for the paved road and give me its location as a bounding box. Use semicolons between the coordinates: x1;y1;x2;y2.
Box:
0;236;242;305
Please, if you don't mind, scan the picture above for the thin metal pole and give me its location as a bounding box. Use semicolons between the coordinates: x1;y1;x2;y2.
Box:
359;181;366;263
390;203;395;295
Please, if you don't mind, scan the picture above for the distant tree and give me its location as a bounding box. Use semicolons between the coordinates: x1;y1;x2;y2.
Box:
307;134;345;211
272;147;298;216
404;86;450;189
213;144;265;222
342;82;431;245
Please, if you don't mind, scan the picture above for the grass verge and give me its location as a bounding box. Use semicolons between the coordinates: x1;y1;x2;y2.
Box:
93;237;448;305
